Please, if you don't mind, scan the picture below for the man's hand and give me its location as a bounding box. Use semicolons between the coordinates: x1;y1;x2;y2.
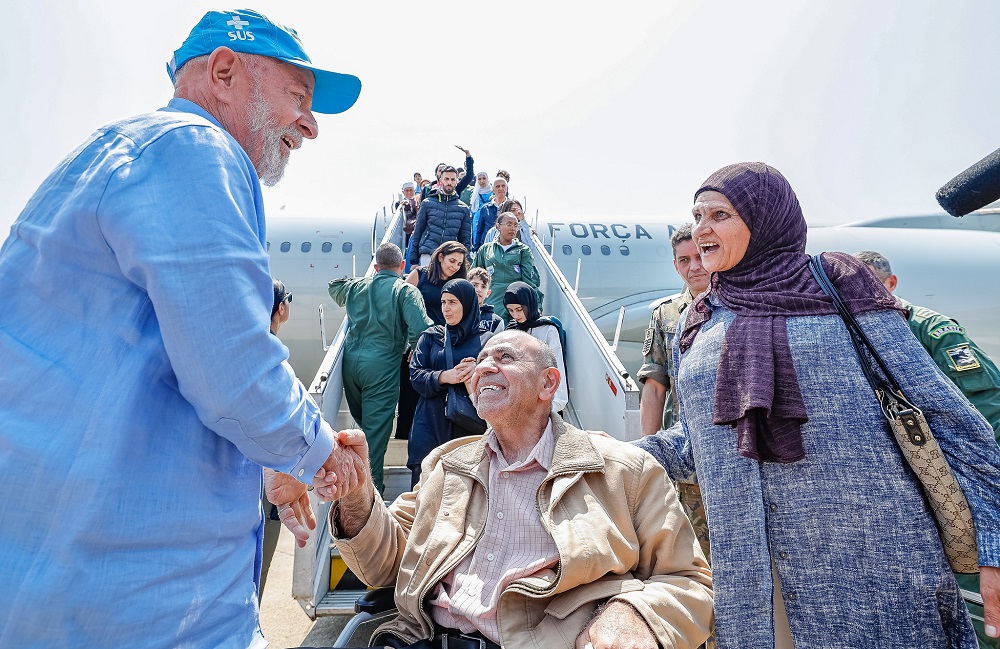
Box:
263;468;315;548
333;429;378;539
982;565;1000;638
312;437;367;501
576;601;657;649
454;145;470;157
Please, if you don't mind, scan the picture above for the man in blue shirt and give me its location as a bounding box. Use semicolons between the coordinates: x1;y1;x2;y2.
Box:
0;10;363;649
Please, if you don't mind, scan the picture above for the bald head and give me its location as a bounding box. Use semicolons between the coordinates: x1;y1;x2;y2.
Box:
472;330;561;451
485;330;557;372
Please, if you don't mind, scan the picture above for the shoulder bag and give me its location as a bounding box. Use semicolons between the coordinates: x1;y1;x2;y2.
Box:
809;254;979;573
443;329;488;436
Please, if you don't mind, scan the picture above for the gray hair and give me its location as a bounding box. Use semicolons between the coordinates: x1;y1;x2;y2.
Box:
670;223;694;255
375;242;403;269
172;52;265;88
854;251;892;279
534;341;558;373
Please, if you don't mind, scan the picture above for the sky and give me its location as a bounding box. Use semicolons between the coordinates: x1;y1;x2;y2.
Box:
3;0;1000;235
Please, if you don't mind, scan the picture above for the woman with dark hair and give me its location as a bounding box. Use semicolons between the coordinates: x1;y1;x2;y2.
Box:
483;198;531;247
405;240;469;325
637;162;1000;649
407;279;493;486
504;281;567;413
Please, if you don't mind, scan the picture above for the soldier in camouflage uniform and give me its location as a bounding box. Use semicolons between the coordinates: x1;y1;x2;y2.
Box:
638;225;712;562
858;251;1000;649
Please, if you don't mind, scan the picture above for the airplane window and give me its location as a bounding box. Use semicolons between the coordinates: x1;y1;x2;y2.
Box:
301;242;312;253
266;241;270;251
581;245;592;256
321;242;333;253
620;245;630;256
544;244;552;254
562;244;573;256
600;245;611;256
280;242;291;253
342;242;353;253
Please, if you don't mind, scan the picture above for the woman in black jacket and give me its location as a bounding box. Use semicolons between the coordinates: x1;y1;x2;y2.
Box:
407;279;493;486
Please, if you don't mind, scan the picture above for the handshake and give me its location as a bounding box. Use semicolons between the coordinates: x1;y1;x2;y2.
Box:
264;430;371;547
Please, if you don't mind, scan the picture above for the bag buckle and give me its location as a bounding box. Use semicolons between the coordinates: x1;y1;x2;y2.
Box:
896;406;927;446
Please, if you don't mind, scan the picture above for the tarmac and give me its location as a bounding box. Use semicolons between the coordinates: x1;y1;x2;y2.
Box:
259;438;410;648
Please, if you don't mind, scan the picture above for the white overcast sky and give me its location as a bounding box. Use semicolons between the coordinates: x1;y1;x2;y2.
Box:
2;0;1000;234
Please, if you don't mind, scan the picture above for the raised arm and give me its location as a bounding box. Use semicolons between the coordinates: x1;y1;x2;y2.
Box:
98;125;349;488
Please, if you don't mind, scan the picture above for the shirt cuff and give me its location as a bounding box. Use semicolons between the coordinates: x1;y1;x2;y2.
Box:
636;363;667;385
289;417;336;485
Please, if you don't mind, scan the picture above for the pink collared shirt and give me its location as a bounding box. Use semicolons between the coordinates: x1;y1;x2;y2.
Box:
429;422;560;643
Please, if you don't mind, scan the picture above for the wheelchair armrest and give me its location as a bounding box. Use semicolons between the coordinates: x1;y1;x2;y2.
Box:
355;587;396;614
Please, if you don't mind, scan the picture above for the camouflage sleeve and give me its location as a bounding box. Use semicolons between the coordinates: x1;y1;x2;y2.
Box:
919;321;1000;436
637;305;670;385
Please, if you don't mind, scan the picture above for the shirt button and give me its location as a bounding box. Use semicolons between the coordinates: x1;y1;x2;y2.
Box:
297;469;304;477
779;552;789;560
487;553;495;561
501;472;510;479
769;503;778;512
787;592;797;601
496;512;504;520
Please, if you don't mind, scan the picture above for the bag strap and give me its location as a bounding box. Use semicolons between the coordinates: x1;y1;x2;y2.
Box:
444;326;454;367
808;255;923;426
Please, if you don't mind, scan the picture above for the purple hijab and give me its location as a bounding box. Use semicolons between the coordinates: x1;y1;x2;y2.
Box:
678;162;899;463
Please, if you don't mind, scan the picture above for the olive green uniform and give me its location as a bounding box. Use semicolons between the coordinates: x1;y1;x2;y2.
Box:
329;270;433;494
637;289;711;561
900;297;1000;649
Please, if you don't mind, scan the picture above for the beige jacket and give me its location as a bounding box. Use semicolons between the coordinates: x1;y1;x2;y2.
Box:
332;416;714;648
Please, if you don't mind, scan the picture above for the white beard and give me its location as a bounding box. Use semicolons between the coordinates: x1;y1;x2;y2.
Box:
246;85;301;187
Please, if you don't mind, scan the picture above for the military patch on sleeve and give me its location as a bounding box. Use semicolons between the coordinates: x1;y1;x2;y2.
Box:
642;328;654;357
945;343;981;372
929;323;965;339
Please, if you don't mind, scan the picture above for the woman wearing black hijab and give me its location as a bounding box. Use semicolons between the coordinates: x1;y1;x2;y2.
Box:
503;281;568;413
637;162;1000;649
408;278;494;486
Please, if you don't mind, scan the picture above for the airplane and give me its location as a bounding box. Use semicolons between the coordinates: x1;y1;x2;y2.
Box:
266;206;1000;386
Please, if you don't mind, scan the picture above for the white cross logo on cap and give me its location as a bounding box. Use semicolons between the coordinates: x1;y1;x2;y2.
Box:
227;15;250;31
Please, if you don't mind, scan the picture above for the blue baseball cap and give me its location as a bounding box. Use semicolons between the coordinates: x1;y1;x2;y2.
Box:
167;9;361;114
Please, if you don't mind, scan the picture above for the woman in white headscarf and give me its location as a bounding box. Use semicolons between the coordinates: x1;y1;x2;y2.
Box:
468;171;492;214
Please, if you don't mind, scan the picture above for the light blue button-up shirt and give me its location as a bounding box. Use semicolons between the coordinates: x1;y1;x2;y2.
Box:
0;99;335;648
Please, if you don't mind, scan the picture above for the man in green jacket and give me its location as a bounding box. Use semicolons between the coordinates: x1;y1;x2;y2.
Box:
857;250;1000;649
472;211;541;319
329;243;433;493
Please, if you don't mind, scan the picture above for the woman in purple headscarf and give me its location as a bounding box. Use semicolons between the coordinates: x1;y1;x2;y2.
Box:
637;162;1000;649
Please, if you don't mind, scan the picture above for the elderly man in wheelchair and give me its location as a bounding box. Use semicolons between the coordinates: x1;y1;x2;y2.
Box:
326;331;714;649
